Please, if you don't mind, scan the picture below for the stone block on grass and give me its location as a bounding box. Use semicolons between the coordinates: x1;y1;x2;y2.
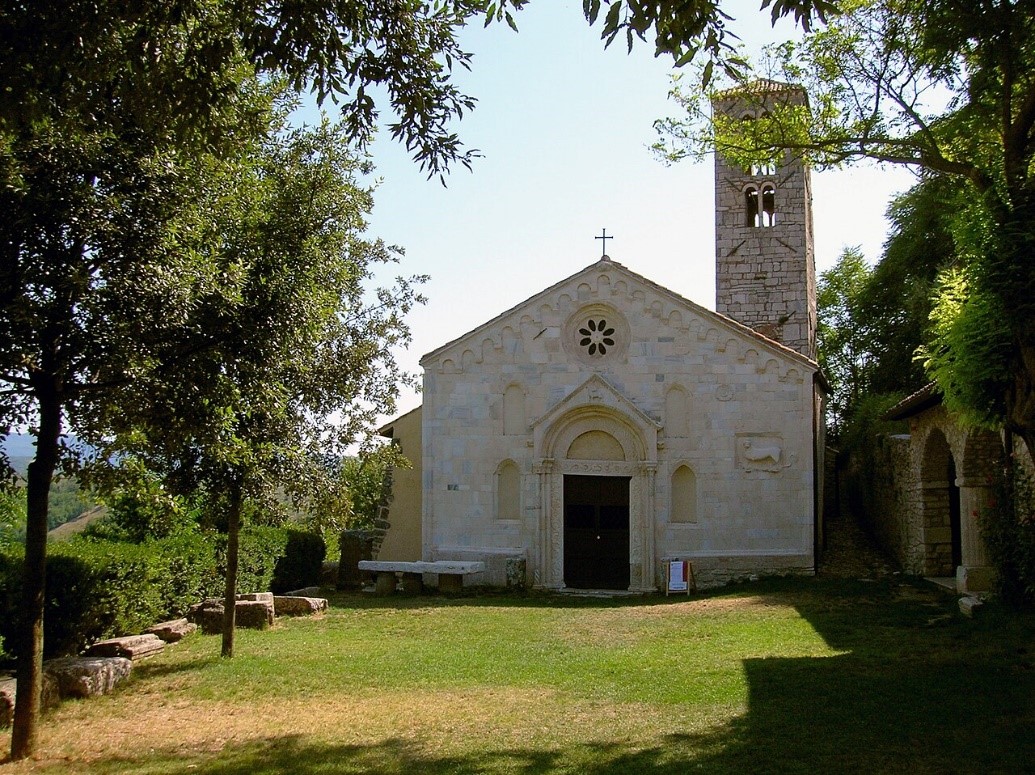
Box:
234;599;274;630
0;676;14;729
284;586;321;597
959;595;985;618
44;657;132;699
188;599;226;634
274;596;328;616
190;595;275;632
84;634;165;661
146;618;198;643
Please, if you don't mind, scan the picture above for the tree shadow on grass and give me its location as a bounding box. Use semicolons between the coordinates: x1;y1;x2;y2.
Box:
132;654;220;682
20;578;1028;774
57;659;1035;775
95;647;1032;775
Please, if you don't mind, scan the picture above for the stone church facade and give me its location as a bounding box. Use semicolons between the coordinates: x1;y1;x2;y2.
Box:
378;83;826;590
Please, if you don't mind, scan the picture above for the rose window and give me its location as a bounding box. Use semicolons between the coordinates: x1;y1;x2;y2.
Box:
578;319;615;356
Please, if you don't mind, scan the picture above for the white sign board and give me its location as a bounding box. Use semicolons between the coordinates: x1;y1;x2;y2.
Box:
668;560;688;594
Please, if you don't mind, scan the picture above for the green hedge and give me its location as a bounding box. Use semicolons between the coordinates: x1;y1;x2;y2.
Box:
0;526;325;659
271;529;327;594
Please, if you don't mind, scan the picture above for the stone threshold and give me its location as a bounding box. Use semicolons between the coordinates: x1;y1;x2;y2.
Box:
553;589;650;599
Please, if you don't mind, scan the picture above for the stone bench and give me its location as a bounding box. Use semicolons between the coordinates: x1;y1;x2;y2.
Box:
357;560;485;595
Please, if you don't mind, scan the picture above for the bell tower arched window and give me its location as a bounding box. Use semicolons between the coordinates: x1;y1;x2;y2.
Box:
745;186;759;227
760;184;776;226
746;184;776;227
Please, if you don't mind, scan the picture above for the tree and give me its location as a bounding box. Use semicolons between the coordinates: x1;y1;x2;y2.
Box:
1;1;837;180
0;111;227;758
303;443;410;542
0;489;26;551
817;178;958;442
817;247;873;440
654;0;1035;457
87;100;423;659
858;175;963;396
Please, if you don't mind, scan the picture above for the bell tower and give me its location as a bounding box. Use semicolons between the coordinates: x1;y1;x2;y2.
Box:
713;81;816;360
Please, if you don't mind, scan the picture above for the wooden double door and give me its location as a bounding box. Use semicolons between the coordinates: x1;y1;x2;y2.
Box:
563;475;630;590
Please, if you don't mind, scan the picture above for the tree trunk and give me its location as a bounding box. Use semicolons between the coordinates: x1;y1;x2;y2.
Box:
10;388;61;760
221;479;244;659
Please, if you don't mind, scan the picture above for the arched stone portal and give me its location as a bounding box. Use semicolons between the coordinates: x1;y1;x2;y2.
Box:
531;377;659;591
956;430;1002;591
919;429;960;577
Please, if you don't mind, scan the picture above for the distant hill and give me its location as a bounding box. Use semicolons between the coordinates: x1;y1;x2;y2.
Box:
48;506;108;541
2;433;94;476
2;434;35;474
1;434;102;531
1;433;36;459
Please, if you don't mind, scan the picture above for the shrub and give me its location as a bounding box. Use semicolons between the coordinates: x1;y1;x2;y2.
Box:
0;523;320;658
153;532;224;616
271;529;326;593
0;549;22;661
231;526;288;594
0;541;167;658
982;468;1035;608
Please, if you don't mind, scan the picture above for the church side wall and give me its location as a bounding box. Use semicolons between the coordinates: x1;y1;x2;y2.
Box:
377;408;423;562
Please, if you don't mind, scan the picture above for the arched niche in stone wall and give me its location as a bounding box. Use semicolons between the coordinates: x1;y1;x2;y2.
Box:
665;386;689;438
670;465;698;524
495;459;521;521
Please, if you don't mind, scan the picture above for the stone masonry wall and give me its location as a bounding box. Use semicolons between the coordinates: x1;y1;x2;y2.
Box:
713;84;816;361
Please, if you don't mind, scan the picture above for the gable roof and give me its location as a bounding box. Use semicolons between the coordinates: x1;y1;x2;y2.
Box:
883;382;941;421
420;256;818;371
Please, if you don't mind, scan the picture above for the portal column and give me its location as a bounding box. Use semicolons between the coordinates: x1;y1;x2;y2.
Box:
533;459;558;588
956;476;994;593
635;462;658;592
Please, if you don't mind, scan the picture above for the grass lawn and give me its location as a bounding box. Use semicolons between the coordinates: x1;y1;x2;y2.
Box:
2;577;1033;773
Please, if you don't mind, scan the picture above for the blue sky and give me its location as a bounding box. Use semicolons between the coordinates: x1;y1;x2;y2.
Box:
333;1;918;418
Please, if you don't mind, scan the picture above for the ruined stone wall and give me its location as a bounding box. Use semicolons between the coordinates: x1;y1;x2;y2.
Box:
844;434;913;572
